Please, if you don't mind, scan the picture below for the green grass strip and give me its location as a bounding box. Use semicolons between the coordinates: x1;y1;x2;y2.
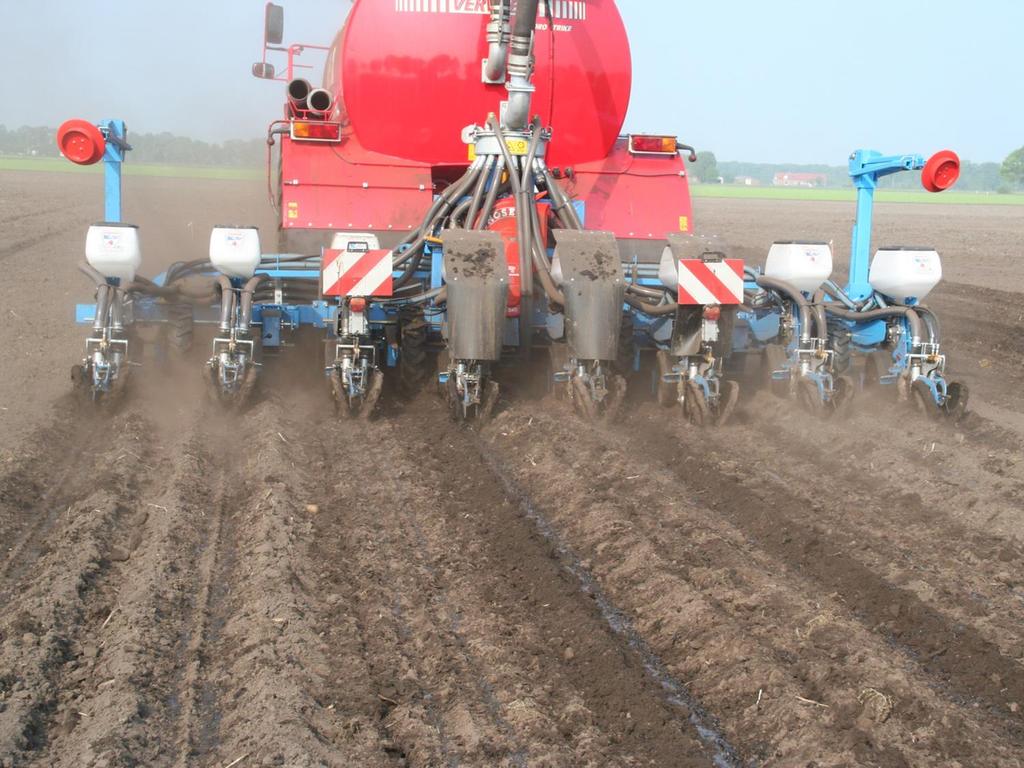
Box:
0;156;261;181
691;184;1024;206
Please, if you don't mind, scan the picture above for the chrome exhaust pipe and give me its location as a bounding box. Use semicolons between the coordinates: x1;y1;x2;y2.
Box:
287;78;312;114
307;88;334;117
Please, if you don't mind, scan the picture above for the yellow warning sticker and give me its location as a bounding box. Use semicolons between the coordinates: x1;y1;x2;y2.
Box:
679;216;690;232
467;144;477;161
506;138;529;156
287;202;299;220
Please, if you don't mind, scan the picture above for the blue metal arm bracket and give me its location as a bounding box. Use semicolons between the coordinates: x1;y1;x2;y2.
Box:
846;150;925;301
99;120;131;223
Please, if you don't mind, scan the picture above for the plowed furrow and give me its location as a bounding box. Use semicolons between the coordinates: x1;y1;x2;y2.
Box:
629;406;1024;736
724;393;1024;658
0;412;158;766
311;404;727;767
480;402;1024;766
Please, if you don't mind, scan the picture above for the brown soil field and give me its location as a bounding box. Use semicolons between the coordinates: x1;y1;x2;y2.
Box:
1;169;1022;767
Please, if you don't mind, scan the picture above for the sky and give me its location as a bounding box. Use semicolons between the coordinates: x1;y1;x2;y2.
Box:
2;0;1020;164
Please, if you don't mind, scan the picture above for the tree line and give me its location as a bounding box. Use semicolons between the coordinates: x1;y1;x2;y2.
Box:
0;125;265;167
3;123;1021;191
692;150;1019;193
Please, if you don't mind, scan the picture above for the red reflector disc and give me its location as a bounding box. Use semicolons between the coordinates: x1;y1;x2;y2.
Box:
921;150;960;193
349;297;367;313
703;306;722;320
57;119;106;165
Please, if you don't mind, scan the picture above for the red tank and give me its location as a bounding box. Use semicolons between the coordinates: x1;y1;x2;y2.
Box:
274;0;692;255
325;0;632;167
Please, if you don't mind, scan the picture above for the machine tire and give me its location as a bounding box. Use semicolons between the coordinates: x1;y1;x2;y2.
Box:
571;376;598;420
362;369;385;420
604;375;627;422
480;379;500;422
716;380;740;426
942;381;969;421
682;379;708;427
399;306;429;394
166;303;194;354
827;318;852;375
797;378;823;416
910;377;942;420
827;375;855;420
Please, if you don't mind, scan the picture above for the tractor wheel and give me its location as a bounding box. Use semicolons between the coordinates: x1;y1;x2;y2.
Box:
910;378;942;420
716;380;740;426
682;379;708;427
166;303;194;354
480;379;501;422
797;378;823;416
827;375;855;420
827;318;852;375
942;381;969;421
399;306;429;394
361;369;385;419
571;376;598;420
604;375;627;422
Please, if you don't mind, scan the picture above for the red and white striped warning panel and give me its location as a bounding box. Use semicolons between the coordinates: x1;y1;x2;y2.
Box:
322;249;394;297
677;260;744;305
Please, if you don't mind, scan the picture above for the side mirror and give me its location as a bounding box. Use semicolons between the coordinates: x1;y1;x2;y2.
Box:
265;3;285;46
252;62;277;79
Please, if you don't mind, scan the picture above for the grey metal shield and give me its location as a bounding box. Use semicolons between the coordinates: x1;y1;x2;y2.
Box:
666;232;731;262
443;230;509;362
553;230;625;362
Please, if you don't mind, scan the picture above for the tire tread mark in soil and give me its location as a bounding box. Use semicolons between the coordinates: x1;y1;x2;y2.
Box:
314;422;499;766
315;407;723;767
472;435;745;768
173;448;230;767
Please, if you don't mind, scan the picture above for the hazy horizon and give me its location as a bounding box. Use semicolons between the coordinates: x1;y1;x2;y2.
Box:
3;0;1020;164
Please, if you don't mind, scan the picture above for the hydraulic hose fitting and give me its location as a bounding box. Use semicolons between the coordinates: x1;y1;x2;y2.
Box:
483;0;512;83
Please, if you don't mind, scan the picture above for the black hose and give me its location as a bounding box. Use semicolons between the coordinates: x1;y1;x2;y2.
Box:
237;275;267;332
625;294;677;316
93;284;111;332
914;305;941;344
511;0;540;48
475;165;505;230
393;161;486;288
466;156;496;229
755;275;817;344
491;117;534;301
822;304;926;346
217;275;235;332
537;160;582;230
110;288;125;331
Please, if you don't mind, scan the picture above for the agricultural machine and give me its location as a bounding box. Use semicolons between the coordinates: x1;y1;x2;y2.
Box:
732;150;969;419
62;0;967;424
